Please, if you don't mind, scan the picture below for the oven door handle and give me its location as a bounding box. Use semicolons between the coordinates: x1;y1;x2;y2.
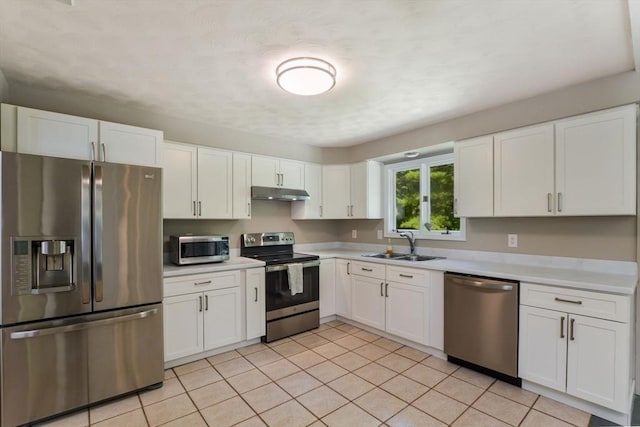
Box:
265;260;320;273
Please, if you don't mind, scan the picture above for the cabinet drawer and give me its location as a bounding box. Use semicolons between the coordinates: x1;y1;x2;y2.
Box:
520;283;631;323
386;265;429;287
350;261;385;279
164;270;241;297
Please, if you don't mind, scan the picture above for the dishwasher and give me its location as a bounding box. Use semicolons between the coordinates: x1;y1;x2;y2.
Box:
444;272;520;383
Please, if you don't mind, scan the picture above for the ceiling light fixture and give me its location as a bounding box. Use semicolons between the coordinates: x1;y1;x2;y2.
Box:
404;151;420;158
276;57;336;96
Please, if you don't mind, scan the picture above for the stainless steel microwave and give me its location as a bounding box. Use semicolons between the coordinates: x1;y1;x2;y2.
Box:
170;235;230;265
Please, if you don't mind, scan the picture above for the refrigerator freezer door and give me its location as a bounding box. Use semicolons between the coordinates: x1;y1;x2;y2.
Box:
88;304;163;403
93;162;162;311
1;152;92;325
1;316;89;427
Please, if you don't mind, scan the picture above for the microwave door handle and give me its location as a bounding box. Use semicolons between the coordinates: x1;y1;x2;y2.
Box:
93;164;104;303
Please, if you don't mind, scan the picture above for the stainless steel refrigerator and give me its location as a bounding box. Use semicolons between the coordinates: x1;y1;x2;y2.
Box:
0;152;163;426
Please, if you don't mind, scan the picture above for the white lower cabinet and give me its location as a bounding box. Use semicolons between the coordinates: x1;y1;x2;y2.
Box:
319;259;336;318
351;275;386;330
519;283;632;413
335;259;352;318
343;260;436;347
163;293;204;361
163;269;261;364
246;268;266;340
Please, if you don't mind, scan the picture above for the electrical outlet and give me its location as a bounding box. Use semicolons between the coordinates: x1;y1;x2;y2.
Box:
352;229;357;239
377;230;383;239
507;234;518;248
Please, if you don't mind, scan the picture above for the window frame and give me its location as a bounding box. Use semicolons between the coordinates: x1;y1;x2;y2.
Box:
383;153;466;241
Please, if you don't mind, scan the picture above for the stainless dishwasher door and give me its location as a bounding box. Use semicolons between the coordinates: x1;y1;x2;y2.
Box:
444;273;519;377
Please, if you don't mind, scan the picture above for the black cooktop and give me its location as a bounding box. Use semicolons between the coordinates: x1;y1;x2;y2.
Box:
246;252;319;266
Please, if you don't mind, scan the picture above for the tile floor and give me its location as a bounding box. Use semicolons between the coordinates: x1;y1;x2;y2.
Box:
39;320;598;427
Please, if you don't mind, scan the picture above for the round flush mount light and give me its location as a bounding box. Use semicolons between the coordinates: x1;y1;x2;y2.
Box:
404;151;420;158
276;57;336;96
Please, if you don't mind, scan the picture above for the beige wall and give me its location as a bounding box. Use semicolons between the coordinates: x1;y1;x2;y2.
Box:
5;80;324;163
0;70;8;103
336;217;637;262
163;200;340;251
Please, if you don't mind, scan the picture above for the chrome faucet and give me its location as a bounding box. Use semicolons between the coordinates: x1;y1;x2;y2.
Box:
398;231;416;256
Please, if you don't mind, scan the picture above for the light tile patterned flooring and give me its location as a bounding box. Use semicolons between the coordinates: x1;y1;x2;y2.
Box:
39;320;594;427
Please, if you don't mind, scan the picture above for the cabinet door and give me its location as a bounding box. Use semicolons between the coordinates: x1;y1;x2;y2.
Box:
291;163;322;219
17;106;98;161
518;305;567;392
98;121;163;167
494;124;555;216
386;281;429;345
349;162;369;219
555;105;636;216
233;153;252;219
319;259;336;318
454;136;494;217
252;155;279;187
197;147;233;219
335;259;352;318
566;314;630;412
322;165;350;218
246;268;266;340
279;159;305;190
163;293;204;361
162;142;198;218
203;287;242;350
351;275;386;330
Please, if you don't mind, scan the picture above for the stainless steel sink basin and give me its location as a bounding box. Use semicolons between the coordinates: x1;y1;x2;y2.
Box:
362;253;444;262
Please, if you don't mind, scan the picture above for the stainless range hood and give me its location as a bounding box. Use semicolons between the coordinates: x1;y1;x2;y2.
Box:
251;186;310;201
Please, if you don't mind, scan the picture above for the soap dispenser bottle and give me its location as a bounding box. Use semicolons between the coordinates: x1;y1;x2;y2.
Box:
385;238;393;255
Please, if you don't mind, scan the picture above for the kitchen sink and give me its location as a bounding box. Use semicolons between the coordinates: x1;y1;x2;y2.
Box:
362;253;444;262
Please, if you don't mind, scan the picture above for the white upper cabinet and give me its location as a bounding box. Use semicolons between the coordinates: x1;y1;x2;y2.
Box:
14;106;163;167
494;124;555;216
251;155;305;189
197;147;233;219
554;105;636;216
322;161;382;219
162;142;198;218
98;121;163;167
17;106;98;161
456;104;637;217
454;135;494;217
162;141;232;219
291;162;323;219
233;153;252;219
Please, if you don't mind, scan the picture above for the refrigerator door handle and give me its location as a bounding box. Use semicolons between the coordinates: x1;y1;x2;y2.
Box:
94;164;104;302
9;308;159;340
81;164;92;304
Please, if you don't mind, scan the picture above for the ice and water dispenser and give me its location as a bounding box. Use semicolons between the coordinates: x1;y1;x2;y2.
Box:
12;238;76;295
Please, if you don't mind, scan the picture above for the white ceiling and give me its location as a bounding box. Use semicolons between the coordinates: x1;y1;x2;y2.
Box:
0;0;635;147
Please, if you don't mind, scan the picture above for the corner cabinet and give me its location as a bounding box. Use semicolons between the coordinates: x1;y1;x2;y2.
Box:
252;155;305;190
162;141;233;219
322;161;382;219
519;283;632;413
454;104;637;217
11;105;163;167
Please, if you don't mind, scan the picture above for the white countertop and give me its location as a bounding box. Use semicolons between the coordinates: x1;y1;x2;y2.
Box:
163;257;265;278
306;249;637;295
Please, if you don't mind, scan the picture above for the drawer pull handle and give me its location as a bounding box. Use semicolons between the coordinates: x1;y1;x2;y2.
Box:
554;297;582;305
361;268;373;272
195;280;212;286
570;318;575;341
560;316;565;339
399;274;413;278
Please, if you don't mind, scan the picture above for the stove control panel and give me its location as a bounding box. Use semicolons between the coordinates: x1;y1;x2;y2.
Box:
241;232;295;247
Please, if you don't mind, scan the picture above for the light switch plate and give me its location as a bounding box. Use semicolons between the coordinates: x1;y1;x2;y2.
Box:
507;234;518;248
352;229;357;239
377;230;383;239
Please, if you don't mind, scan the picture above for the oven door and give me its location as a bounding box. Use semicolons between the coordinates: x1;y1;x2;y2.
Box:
265;260;319;314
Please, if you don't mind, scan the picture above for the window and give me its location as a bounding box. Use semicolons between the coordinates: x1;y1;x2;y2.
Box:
385;153;465;241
